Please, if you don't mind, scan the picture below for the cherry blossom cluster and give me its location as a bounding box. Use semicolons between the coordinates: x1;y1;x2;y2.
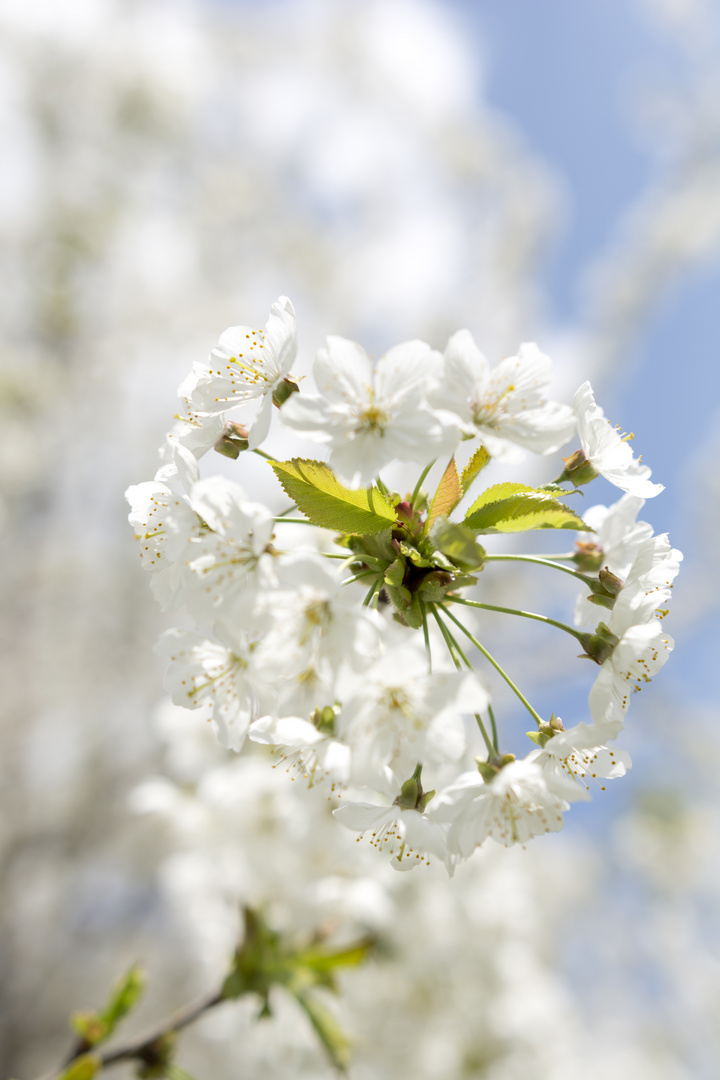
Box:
127;297;681;874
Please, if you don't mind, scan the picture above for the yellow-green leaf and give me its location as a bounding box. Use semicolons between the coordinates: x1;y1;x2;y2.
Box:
291;990;352;1073
430;519;486;571
460;445;490;491
425;457;462;533
101;965;146;1032
57;1054;102;1080
270;459;397;535
464;482;588;533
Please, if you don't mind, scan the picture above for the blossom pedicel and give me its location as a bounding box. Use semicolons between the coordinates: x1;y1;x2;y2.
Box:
127;297;681;873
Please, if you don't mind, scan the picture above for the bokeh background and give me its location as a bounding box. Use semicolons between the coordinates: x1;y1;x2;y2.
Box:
1;0;719;1077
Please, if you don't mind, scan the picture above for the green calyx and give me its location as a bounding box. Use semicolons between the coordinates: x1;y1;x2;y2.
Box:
214;421;250;459
475;752;516;782
311;704;338;737
577;622;621;665
272;376;300;408
586;567;624;611
526;714;565;748
393;764;435;812
573;540;605;573
557;449;600;488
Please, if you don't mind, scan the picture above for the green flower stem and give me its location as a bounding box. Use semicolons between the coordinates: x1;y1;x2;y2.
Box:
410;460;436;508
483;553;593;584
487;702;499;754
274;517;314;525
430;607;494;755
362;578;384;608
421;602;432;674
55;989;223;1077
439;604;544;728
252;448;275;462
445;595;588;643
342;571;377;587
276;504;299;517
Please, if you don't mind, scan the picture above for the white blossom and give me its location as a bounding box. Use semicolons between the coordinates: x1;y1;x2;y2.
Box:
333;799;457;874
125;481;204;610
435;331;576;461
180;295;297;448
574;494;654;626
156;624;277;751
529;719;631;793
437;758;582;855
589;621;674;732
336;642;489;786
280;335;458;486
181;476;278;624
610;533;682;632
573;381;663;497
250;714;351;788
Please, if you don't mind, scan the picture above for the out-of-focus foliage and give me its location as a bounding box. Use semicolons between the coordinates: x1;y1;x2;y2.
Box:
1;0;719;1078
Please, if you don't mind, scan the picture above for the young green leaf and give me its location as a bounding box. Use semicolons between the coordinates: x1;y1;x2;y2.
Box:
57;1055;102;1080
270;459;397;535
425;457;463;533
464;482;588;534
430;519;486;571
290;989;353;1074
460;445;491;492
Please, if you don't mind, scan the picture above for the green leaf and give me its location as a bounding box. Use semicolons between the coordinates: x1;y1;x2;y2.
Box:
70;966;146;1049
460;445;491;491
290;990;352;1074
294;941;375;976
429;519;486;572
425;457;462;533
100;965;146;1033
57;1054;102;1080
463;482;588;534
270;459;397;535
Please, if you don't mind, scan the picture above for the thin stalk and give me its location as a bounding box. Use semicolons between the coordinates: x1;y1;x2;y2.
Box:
439;604;544;728
252;448;274;462
276;504;299;517
445;595;587;643
483;553;592;584
430;607;494;755
487;703;499;754
410;460;436;508
421;601;432;674
274;517;314;525
342;571;377;587
362;578;383;608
